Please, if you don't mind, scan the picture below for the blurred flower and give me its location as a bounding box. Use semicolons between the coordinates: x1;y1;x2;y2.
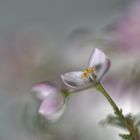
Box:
105;0;140;52
61;48;110;88
32;82;66;122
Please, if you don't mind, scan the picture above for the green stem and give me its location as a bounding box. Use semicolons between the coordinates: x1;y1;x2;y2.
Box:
95;82;139;140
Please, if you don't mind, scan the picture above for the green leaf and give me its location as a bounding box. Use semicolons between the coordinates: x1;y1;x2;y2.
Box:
100;114;126;129
100;113;140;130
119;133;133;140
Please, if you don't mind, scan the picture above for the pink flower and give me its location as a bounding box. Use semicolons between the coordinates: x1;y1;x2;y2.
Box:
61;48;110;88
32;82;65;122
106;0;140;51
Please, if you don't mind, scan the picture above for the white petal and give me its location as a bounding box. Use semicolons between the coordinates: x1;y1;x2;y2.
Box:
61;71;90;88
96;58;111;81
88;48;110;81
88;48;106;68
31;82;57;100
39;92;65;122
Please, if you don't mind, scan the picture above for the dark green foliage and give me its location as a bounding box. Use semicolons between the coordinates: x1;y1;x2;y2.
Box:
100;114;126;129
119;133;133;140
100;113;140;140
100;113;140;129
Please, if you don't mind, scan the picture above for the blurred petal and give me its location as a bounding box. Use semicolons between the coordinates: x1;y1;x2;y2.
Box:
96;58;111;81
88;48;106;68
61;71;90;88
31;82;57;100
88;48;110;81
39;92;65;122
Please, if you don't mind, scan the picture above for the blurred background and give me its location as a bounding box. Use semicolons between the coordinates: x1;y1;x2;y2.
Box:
1;0;140;140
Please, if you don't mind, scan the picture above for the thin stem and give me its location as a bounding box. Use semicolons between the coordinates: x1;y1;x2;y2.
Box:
95;83;139;140
62;82;139;140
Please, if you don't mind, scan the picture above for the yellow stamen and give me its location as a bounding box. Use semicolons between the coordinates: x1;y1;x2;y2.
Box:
82;72;89;78
87;67;94;73
82;67;94;78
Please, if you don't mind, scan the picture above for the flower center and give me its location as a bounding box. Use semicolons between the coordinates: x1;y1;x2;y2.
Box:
82;67;94;78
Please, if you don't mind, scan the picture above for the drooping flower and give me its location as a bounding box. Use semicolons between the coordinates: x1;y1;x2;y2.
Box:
32;82;66;122
61;48;110;88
